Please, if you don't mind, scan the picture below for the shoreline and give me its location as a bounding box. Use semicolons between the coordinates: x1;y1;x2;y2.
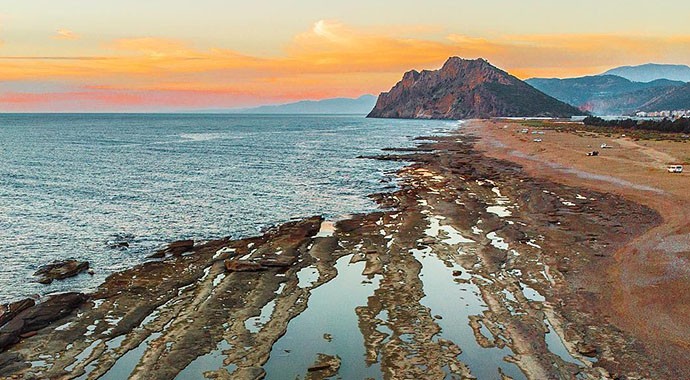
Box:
1;121;687;379
470;119;690;370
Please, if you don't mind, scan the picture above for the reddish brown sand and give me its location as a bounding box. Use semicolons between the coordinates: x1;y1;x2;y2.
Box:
471;119;690;371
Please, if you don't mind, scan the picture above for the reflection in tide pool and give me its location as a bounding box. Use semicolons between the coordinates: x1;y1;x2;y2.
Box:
263;255;382;379
411;248;526;380
175;340;236;379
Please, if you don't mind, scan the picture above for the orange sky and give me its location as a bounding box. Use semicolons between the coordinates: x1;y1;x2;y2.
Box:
2;6;690;111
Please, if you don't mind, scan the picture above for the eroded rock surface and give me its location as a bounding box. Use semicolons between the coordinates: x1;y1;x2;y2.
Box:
0;132;675;380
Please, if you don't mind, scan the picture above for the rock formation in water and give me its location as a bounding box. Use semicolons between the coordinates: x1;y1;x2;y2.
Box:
367;57;585;119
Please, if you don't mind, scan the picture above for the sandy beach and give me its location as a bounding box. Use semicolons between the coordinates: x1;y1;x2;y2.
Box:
472;119;690;376
1;120;688;379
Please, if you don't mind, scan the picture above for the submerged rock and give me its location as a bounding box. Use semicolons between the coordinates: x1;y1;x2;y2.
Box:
306;354;341;378
33;260;90;284
106;233;135;250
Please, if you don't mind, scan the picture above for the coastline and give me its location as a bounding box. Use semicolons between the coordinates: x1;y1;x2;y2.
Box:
1;120;687;379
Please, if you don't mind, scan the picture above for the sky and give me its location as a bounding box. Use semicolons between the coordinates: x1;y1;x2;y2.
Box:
2;0;690;112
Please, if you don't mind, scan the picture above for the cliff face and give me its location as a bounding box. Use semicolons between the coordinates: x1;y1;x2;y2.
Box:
367;57;585;119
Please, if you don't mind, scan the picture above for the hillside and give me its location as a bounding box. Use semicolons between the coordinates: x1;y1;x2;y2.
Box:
639;83;690;111
526;75;685;115
603;63;690;83
367;57;585;119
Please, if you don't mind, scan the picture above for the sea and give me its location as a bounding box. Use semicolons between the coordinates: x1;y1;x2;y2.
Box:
0;114;453;303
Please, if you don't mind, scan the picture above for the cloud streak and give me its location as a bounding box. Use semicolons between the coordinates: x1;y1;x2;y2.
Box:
52;29;80;40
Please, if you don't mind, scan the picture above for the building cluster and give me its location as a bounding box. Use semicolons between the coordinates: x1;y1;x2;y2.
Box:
635;110;690;118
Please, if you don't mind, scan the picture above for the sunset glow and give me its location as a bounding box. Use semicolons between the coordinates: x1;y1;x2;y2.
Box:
2;1;690;111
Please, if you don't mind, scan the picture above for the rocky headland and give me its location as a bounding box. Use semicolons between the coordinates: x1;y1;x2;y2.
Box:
367;57;585;119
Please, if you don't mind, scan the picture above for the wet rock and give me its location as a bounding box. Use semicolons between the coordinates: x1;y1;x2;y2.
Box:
452;270;463;277
33;260;90;284
0;299;35;328
108;241;129;249
0;352;28;377
307;354;341;378
150;239;195;258
323;333;333;342
232;367;265;379
106;233;134;250
420;237;436;245
0;292;87;352
576;342;598;357
501;226;528;243
259;255;296;268
224;260;266;272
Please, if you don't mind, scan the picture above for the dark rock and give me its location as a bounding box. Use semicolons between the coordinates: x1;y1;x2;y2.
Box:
420;237;436;245
576;341;598;357
307;353;341;377
109;241;129;249
19;331;37;339
0;292;87;352
0;299;35;328
502;226;528;243
150;239;195;258
0;352;29;377
259;255;296;268
224;260;266;272
33;260;90;284
106;233;134;250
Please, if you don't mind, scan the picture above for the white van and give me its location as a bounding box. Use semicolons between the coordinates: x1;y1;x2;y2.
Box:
667;165;683;173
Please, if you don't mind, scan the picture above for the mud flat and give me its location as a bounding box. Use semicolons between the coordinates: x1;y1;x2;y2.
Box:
0;122;682;379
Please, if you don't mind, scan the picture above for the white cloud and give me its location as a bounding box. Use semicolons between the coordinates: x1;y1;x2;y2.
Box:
53;29;79;40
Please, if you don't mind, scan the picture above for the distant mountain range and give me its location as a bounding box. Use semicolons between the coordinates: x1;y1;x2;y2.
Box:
236;95;377;114
527;64;690;115
368;57;584;119
602;63;690;83
526;75;686;115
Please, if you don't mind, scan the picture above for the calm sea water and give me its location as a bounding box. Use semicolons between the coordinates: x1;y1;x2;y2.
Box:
0;114;452;303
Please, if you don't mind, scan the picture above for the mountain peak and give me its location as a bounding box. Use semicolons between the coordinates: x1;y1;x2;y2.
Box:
603;63;690;83
368;57;584;119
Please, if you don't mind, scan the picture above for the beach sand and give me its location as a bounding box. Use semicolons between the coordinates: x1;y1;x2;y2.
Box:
472;119;690;377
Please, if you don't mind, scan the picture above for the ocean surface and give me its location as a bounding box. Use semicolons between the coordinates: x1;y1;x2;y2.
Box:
0;114;452;303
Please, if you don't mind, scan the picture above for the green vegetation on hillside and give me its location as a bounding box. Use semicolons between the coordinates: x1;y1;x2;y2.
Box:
584;116;690;134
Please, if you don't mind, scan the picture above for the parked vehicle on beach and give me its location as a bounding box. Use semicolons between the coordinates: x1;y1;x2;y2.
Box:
587;151;599;156
533;138;542;142
667;165;683;173
600;143;612;149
